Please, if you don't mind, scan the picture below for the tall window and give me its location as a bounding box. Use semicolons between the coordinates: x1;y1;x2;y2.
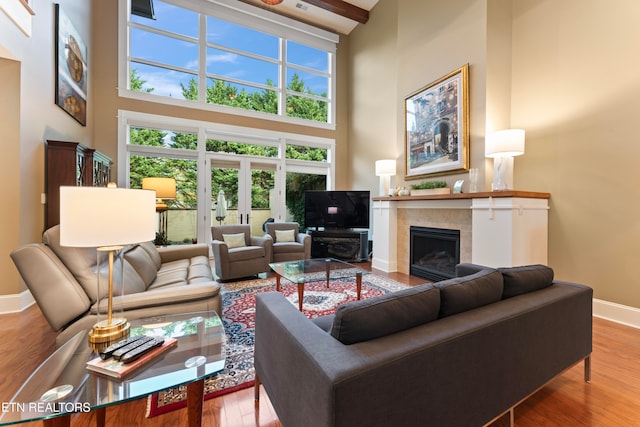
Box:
120;111;334;245
119;0;338;127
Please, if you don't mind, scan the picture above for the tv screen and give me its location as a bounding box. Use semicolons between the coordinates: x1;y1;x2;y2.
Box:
304;190;370;229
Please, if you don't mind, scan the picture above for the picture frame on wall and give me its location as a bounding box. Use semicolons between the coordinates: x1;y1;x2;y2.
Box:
54;4;87;126
404;64;469;179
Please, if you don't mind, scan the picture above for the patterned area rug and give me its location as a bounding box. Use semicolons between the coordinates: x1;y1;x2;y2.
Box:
146;274;406;418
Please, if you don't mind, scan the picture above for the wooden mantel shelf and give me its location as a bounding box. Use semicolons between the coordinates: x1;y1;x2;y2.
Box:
372;190;550;202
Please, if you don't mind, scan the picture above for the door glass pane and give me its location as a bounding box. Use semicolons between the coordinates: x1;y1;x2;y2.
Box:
251;167;275;237
129;155;198;245
286;172;327;231
211;166;239;226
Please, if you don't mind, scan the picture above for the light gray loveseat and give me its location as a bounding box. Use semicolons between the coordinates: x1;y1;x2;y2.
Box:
11;225;221;346
254;264;593;427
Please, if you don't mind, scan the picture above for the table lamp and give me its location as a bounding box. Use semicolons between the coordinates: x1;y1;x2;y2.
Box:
485;129;525;191
375;159;396;196
59;186;156;344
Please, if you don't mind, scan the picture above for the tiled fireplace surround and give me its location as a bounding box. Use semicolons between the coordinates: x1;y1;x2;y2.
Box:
372;191;550;274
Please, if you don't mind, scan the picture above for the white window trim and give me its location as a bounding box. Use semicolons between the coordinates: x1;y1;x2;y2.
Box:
117;0;338;130
118;109;335;243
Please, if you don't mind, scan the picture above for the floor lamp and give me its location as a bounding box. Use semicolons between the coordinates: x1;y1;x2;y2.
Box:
142;177;177;243
59;186;156;344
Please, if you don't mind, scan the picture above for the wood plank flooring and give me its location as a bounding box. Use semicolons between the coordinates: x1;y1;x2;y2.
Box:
1;266;640;426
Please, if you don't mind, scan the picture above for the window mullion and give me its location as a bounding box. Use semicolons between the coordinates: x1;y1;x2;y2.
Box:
198;13;207;104
279;37;286;117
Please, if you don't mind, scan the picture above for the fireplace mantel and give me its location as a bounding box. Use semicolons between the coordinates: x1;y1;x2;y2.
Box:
372;191;550;273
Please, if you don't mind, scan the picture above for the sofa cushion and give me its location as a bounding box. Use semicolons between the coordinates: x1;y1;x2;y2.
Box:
275;229;295;242
330;283;441;345
140;241;162;270
223;233;246;249
273;242;304;254
436;268;503;318
124;244;159;290
499;264;554;299
228;245;265;262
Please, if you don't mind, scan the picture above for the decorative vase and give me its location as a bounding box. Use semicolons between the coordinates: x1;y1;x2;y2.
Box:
398;187;410;196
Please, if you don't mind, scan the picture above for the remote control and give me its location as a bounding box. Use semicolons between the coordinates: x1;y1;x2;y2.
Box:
112;336;155;361
120;337;165;364
99;335;147;360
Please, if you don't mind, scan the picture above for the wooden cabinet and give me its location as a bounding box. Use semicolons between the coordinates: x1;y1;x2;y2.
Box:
45;140;112;229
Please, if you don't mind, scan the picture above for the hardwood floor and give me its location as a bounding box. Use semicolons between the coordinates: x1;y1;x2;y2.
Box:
2;267;640;426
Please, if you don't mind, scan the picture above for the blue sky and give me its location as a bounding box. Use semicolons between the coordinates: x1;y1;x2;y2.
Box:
130;1;329;99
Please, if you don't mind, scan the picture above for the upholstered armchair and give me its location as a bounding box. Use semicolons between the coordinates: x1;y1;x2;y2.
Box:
264;222;311;262
210;224;272;282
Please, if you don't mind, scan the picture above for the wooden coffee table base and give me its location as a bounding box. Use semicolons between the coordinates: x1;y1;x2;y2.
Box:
273;270;363;312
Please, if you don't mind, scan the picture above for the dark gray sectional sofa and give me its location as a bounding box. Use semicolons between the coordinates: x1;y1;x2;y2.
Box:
254;264;593;427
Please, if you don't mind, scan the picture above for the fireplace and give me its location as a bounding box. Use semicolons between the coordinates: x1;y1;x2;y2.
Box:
410;226;460;281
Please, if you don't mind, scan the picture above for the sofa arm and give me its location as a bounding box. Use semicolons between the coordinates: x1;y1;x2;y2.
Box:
250;235;272;263
157;243;209;263
256;292;390;427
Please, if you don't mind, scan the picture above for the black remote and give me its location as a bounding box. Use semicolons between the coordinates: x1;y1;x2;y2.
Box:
120;337;165;364
112;336;155;361
99;335;147;360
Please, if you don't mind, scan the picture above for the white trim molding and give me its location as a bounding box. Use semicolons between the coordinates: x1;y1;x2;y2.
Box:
0;290;35;314
593;298;640;330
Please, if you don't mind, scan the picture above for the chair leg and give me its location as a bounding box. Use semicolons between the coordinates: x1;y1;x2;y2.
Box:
584;354;591;383
254;373;261;402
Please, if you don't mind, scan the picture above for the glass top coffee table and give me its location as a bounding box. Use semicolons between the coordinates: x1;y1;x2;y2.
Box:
269;258;370;311
0;311;225;427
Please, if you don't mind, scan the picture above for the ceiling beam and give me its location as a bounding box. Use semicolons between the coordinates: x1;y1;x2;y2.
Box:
301;0;369;24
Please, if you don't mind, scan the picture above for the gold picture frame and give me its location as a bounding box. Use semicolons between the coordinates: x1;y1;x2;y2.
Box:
404;64;469;179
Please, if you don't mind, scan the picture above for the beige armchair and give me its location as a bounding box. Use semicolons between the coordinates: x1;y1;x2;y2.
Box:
211;225;272;282
265;222;311;262
11;225;221;347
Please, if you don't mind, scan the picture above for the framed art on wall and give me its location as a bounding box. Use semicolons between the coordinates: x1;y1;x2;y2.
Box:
404;64;469;179
55;4;87;126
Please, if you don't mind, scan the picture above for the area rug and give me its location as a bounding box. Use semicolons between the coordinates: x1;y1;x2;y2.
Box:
146;274;407;418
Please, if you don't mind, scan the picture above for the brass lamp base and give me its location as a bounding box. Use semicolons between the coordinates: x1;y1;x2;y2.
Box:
88;318;131;344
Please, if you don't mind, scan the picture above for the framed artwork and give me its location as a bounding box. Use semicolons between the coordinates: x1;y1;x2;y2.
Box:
55;4;87;126
404;64;469;179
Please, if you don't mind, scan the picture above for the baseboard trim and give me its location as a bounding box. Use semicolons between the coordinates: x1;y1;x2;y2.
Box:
593;298;640;329
0;290;35;314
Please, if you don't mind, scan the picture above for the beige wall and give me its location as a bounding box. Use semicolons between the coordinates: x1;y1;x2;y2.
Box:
512;0;640;307
1;0;92;296
349;0;640;308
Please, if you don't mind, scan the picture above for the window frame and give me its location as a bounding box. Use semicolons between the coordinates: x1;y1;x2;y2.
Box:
118;0;338;129
118;110;335;245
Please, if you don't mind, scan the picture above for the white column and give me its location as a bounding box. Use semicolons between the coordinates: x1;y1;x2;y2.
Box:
471;197;549;267
372;200;398;272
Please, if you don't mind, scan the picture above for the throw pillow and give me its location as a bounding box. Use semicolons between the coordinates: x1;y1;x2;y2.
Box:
436;268;503;318
275;229;296;243
499;264;554;299
330;283;441;345
222;233;246;249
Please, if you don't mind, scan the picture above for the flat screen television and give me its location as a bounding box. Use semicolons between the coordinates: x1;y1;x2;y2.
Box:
304;190;370;230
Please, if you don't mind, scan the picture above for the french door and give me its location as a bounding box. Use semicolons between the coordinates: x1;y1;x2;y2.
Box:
206;154;281;239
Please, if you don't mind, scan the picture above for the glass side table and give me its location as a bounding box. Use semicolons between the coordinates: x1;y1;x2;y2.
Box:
0;311;225;427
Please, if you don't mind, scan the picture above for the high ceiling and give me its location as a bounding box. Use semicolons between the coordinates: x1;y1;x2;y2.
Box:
239;0;379;35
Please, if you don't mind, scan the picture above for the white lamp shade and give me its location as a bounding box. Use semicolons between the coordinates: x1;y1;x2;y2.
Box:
142;177;177;199
375;159;396;176
485;129;525;158
60;186;157;247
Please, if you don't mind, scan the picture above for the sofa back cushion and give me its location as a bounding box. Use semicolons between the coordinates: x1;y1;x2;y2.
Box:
123;244;160;290
436;268;504;318
330;283;441;345
44;225;146;302
499;264;554;299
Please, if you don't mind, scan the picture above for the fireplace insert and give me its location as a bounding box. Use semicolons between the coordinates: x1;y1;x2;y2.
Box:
410;226;460;281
